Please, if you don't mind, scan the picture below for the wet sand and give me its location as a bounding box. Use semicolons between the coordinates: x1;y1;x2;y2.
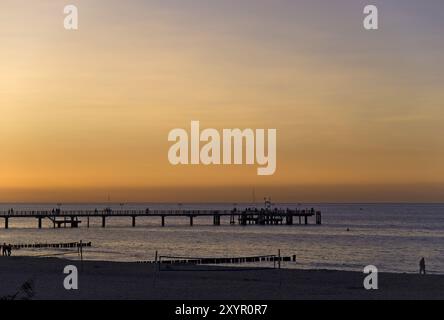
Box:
0;257;442;300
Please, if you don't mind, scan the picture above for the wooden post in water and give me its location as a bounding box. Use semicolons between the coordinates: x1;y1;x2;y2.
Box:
189;216;194;226
161;216;165;227
155;250;159;272
132;216;136;227
38;217;42;229
4;217;9;229
79;240;84;272
79;240;83;261
87;217;90;228
102;216;106;228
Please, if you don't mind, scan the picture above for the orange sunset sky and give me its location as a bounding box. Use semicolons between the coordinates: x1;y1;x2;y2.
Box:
1;0;444;202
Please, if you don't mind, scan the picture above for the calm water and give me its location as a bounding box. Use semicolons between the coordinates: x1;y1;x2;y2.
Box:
1;203;443;274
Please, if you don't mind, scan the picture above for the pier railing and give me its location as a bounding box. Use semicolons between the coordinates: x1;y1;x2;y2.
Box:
0;208;316;217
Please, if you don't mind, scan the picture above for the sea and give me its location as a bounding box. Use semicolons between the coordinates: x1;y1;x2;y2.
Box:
1;203;443;274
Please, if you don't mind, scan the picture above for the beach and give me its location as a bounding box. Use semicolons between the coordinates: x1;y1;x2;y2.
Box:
0;256;443;300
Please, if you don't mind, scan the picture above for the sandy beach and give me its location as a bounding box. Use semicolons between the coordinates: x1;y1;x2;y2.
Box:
0;256;443;300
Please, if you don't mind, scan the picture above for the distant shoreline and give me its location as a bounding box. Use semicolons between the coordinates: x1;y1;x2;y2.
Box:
1;256;443;300
2;202;444;205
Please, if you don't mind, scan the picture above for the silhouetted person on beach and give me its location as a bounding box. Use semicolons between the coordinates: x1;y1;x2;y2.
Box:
419;257;426;275
2;243;11;256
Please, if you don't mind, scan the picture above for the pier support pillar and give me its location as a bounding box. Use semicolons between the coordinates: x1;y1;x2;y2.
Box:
189;216;194;226
87;217;90;228
304;216;308;225
286;215;293;225
213;215;220;226
316;212;322;225
4;217;9;229
102;216;106;228
299;216;302;225
71;216;78;228
161;216;165;227
38;217;42;229
132;216;136;227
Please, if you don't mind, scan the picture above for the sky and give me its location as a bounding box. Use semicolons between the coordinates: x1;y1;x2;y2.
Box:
1;0;444;202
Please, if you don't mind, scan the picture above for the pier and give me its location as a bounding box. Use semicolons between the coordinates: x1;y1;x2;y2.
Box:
0;207;322;229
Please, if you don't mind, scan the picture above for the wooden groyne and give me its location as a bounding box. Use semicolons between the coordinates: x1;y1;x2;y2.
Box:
137;254;296;265
9;242;92;250
0;207;322;229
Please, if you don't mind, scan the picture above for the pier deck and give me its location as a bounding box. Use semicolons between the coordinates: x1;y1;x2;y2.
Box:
0;208;322;229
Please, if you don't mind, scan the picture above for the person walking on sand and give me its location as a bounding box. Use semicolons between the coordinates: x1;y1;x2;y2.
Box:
7;244;12;256
1;243;6;256
419;257;426;275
